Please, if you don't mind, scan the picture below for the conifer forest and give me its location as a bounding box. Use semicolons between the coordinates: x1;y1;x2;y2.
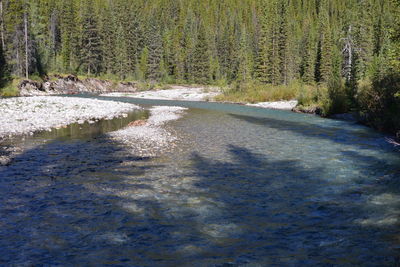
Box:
0;0;399;134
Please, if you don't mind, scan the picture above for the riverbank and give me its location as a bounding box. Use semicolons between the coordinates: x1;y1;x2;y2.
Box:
101;86;220;101
2;75;398;143
0;96;191;164
0;96;140;139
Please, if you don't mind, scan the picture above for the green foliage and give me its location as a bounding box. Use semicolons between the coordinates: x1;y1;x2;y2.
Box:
0;79;20;97
136;47;149;81
215;80;303;103
357;73;400;133
80;0;102;75
192;25;210;84
1;0;397;87
0;43;10;87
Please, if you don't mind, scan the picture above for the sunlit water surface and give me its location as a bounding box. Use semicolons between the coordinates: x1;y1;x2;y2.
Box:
1;96;399;266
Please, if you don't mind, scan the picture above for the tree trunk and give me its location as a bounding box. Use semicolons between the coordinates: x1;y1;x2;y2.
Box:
0;0;5;48
24;11;29;79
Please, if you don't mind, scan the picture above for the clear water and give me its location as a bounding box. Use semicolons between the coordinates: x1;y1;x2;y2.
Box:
1;96;399;266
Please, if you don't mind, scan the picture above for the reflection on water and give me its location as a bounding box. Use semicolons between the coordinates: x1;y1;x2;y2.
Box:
0;97;399;266
37;109;149;140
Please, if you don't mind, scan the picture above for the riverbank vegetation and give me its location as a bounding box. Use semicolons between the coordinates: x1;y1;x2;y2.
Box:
0;0;399;136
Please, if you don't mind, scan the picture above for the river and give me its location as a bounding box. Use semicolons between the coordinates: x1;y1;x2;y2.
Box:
1;95;399;266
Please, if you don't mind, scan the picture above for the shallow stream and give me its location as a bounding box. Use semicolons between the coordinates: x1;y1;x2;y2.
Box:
1;96;400;266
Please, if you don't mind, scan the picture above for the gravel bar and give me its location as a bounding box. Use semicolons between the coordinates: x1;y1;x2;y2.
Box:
0;96;140;139
109;106;188;157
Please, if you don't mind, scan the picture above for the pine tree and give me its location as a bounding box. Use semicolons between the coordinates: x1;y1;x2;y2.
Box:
80;1;101;75
146;20;163;82
114;24;129;79
0;42;9;87
192;24;210;84
255;4;270;83
136;46;148;81
60;0;76;71
266;1;281;85
278;1;289;84
300;20;316;84
237;26;253;83
353;0;374;79
318;10;333;83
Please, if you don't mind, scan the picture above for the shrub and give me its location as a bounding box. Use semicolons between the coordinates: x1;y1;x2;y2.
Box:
357;73;400;134
0;79;20;97
318;76;349;117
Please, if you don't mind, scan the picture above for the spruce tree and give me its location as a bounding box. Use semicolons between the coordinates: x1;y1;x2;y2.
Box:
268;0;281;85
146;21;163;82
278;1;288;84
318;10;333;83
98;4;116;75
114;24;129;79
60;0;76;71
80;1;101;76
0;42;9;87
192;24;210;84
237;26;253;83
300;21;316;84
136;46;148;81
255;4;270;83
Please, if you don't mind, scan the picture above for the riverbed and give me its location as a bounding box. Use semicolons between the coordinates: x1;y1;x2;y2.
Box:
1;95;399;266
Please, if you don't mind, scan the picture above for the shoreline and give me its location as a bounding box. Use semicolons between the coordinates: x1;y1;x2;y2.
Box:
2;86;399;145
0;95;190;164
0;96;141;139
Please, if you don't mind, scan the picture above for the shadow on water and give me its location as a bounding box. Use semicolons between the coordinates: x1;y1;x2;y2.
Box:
0;134;165;265
1;100;400;265
1;138;399;265
187;145;400;266
229;113;393;151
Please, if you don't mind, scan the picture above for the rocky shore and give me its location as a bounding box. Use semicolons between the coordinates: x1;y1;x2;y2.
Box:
102;86;220;101
18;75;137;96
247;100;298;110
0;96;140;139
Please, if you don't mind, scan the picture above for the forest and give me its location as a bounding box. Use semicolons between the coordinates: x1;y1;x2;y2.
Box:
0;0;399;135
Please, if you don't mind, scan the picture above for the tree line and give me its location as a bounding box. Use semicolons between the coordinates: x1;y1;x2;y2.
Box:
0;0;397;83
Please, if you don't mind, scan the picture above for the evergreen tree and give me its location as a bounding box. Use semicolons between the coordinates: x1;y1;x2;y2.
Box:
60;0;76;71
278;1;289;84
136;46;149;81
192;24;210;84
255;4;270;83
300;20;316;84
98;4;116;75
268;0;281;85
0;42;9;87
114;24;129;79
146;20;163;82
80;1;101;75
237;26;253;83
318;9;333;83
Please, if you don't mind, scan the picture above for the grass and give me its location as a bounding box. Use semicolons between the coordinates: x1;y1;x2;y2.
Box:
0;79;21;97
215;80;317;104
